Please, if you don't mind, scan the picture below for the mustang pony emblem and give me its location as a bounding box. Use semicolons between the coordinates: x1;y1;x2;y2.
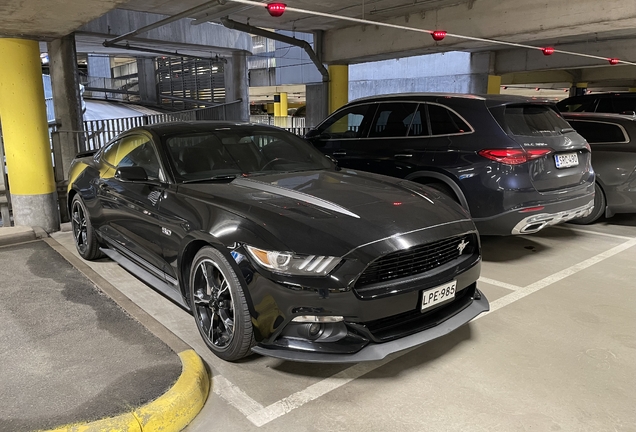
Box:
457;239;469;255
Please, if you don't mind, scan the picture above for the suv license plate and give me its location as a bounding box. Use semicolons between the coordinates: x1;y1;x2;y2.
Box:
421;281;456;312
555;153;579;168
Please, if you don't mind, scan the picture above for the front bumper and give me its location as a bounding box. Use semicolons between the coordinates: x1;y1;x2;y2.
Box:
251;289;489;363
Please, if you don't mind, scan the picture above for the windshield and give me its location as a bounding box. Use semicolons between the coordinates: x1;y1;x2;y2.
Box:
164;128;333;182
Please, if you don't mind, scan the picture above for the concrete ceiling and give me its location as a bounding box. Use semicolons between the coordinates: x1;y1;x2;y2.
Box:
2;0;636;90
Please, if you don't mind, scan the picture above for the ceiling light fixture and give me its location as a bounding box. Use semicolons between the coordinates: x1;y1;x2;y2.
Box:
431;30;447;41
541;47;554;56
608;58;620;65
266;3;286;17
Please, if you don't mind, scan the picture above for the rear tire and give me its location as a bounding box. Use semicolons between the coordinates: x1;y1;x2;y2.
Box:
71;195;102;260
189;246;254;361
570;183;606;225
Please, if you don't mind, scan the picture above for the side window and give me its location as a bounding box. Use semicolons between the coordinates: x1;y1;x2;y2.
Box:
427;104;471;136
568;120;628;144
408;104;431;137
109;135;162;180
367;103;418;138
596;98;613;113
318;104;375;140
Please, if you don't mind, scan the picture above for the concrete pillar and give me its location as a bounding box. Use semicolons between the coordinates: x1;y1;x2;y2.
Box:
280;92;288;116
48;34;84;223
329;65;348;114
570;82;588;97
306;83;329;128
137;58;158;105
0;39;60;232
224;52;249;122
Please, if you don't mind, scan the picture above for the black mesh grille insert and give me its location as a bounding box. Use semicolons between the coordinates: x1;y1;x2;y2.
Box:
355;234;476;289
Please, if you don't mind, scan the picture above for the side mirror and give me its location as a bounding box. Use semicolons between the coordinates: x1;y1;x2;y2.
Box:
324;154;340;170
304;128;320;139
115;166;148;182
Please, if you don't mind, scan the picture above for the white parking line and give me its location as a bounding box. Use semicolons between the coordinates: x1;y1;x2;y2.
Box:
212;375;265;417
480;237;636;317
478;277;522;291
230;237;636;427
551;225;635;240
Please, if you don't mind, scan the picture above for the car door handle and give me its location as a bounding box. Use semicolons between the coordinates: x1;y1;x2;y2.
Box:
394;154;413;159
333;151;347;156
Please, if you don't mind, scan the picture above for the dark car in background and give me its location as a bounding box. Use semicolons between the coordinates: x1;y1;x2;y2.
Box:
557;92;636;115
67;122;488;363
306;93;595;235
563;113;636;223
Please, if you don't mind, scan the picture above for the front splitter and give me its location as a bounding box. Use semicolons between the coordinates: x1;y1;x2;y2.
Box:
251;291;489;363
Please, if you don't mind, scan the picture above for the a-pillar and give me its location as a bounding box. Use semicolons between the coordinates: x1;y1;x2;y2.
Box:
224;52;249;122
48;33;83;222
0;39;60;232
329;65;348;113
570;82;588;97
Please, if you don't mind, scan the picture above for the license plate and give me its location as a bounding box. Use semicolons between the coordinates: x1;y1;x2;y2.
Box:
555;152;579;168
421;281;457;312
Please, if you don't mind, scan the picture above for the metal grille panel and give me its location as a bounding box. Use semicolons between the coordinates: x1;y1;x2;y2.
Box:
355;234;476;288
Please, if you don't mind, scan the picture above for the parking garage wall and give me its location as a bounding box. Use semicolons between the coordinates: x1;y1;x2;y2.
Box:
349;51;489;100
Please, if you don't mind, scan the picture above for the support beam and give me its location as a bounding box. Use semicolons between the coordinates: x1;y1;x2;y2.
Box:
224;52;250;122
0;39;60;232
48;33;84;223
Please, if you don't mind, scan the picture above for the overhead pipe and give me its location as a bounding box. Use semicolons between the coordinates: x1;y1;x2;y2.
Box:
220;17;329;82
104;42;228;62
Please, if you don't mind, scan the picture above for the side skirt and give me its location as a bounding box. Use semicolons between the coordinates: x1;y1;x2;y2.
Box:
100;247;190;311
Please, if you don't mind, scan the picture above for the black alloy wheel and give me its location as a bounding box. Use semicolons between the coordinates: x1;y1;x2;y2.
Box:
190;247;254;361
71;195;102;260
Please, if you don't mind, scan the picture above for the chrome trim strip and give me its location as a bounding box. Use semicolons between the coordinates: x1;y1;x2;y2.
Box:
342;219;473;257
232;177;361;219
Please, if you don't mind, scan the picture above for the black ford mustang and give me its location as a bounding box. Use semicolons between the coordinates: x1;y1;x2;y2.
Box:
68;122;488;362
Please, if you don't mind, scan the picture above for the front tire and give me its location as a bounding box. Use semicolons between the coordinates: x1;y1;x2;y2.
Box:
570;183;606;225
71;195;102;260
189;247;254;361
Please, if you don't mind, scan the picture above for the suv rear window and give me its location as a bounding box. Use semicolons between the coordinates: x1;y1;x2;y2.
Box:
504;105;571;137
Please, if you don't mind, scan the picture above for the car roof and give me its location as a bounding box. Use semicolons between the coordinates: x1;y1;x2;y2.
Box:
562;112;636;122
348;92;557;107
125;121;283;136
562;92;636;99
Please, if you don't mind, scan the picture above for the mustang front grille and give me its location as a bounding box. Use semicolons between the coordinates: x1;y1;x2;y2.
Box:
355;234;477;290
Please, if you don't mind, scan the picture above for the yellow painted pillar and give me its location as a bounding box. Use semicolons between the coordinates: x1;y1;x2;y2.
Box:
0;38;60;231
329;65;348;113
487;75;502;94
279;92;288;116
273;94;281;117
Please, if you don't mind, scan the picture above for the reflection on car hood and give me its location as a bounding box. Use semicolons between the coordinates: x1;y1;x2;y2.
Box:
177;170;472;256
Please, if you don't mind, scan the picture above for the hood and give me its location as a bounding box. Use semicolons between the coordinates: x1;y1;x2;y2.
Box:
177;170;473;257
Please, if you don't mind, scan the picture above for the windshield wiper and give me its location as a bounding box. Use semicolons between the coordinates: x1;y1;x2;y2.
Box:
181;174;239;184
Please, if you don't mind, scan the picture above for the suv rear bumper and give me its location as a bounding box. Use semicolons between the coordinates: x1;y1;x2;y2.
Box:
474;193;595;235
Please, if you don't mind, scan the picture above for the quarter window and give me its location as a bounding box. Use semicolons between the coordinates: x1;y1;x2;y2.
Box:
567;120;629;144
428;104;471;136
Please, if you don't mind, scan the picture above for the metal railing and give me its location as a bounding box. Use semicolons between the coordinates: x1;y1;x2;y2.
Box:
250;115;306;129
80;101;243;151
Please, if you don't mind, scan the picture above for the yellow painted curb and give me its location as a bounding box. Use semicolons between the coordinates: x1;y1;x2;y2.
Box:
44;350;210;432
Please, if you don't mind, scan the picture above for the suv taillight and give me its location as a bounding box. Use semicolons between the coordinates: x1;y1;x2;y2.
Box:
478;148;552;165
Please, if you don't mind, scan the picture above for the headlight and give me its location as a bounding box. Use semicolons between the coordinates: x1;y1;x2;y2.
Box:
245;245;341;276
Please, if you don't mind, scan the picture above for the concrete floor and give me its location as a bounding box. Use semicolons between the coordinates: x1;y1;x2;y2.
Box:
52;215;636;432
